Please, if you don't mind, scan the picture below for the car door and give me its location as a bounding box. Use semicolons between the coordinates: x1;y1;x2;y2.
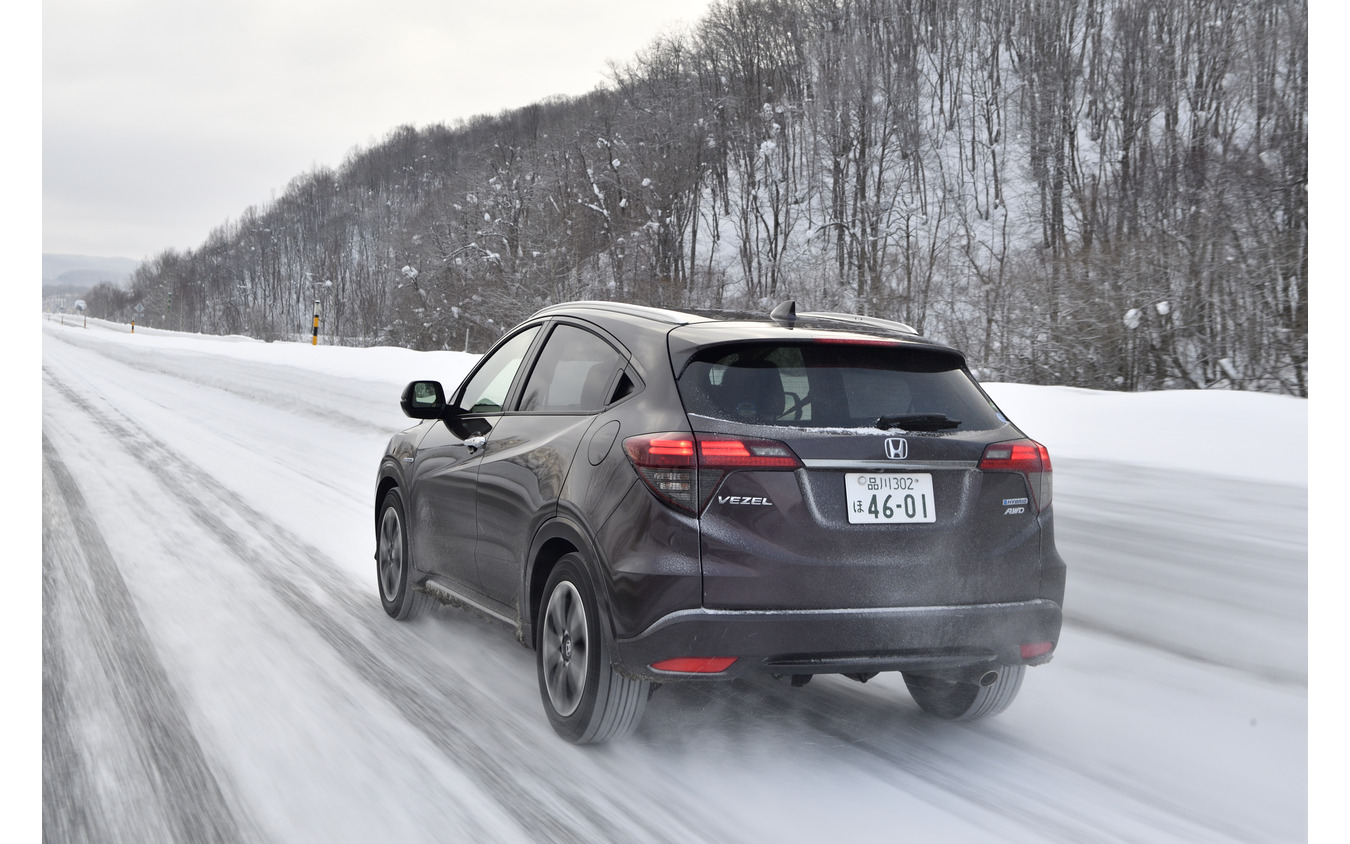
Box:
473;322;627;607
409;324;542;596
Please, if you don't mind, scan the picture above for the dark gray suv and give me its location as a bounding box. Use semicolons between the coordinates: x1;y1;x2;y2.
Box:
374;301;1065;743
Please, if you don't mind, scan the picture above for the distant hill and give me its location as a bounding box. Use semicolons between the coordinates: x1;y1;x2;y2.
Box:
43;254;141;288
42;254;141;301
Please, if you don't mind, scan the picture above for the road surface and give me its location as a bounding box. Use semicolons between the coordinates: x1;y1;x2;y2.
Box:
40;319;1307;842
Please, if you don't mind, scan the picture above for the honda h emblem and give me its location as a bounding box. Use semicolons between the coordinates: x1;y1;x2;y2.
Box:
884;438;908;460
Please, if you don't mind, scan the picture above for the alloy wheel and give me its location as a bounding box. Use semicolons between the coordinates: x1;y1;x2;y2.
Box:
541;580;588;717
378;505;404;602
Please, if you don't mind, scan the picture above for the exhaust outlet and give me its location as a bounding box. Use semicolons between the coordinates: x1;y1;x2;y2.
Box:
979;670;999;687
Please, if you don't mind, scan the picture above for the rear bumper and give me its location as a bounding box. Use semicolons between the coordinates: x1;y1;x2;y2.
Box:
614;598;1062;681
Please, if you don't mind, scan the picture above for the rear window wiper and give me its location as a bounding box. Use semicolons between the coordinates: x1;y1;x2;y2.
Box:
875;413;961;431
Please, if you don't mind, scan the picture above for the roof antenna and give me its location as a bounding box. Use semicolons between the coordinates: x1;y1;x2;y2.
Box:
770;299;797;327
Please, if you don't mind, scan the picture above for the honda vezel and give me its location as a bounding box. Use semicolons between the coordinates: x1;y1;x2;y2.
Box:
374;301;1065;743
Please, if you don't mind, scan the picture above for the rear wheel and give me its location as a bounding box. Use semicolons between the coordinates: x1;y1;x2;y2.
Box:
536;554;648;744
377;489;431;620
903;665;1025;720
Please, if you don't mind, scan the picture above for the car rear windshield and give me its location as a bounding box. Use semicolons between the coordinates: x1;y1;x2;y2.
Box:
677;342;1006;431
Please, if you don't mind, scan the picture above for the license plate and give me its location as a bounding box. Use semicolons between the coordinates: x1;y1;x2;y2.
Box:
845;473;936;524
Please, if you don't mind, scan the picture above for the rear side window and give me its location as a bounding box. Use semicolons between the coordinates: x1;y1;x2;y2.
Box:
678;342;1005;430
518;324;624;413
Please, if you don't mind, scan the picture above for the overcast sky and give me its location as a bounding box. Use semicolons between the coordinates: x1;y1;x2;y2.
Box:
42;0;716;263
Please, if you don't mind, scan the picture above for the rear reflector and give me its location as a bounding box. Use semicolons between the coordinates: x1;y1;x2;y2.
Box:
650;657;738;673
1020;642;1054;660
979;439;1052;511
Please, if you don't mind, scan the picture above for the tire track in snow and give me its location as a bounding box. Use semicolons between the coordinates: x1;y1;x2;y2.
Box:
1053;459;1306;687
646;670;1256;843
43;434;261;844
42;484;111;844
43;324;393;436
42;354;1243;843
43;363;690;844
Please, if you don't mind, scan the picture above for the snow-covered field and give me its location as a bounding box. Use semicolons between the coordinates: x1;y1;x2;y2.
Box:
38;316;1309;842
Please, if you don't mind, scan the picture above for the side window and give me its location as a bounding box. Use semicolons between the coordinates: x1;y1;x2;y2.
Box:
519;324;624;413
455;326;541;414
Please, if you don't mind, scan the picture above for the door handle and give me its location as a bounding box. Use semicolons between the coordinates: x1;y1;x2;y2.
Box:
464;435;487;451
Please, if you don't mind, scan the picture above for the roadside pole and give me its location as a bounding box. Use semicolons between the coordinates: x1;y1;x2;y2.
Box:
312;300;320;345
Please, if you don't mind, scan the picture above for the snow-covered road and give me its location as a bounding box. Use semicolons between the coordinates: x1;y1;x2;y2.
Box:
40;318;1307;842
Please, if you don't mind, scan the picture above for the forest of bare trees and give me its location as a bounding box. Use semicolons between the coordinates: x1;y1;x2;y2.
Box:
85;0;1307;395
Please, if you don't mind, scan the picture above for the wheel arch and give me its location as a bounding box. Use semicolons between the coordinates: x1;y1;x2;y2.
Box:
524;517;612;651
375;470;401;539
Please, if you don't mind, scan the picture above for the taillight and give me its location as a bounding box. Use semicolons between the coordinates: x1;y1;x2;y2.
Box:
979;439;1053;511
697;438;800;468
624;433;802;514
623;435;699;511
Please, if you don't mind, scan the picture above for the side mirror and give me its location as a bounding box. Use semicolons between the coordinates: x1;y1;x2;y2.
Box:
400;380;446;419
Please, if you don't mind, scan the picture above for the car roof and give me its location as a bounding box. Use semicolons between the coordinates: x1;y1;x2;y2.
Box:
529;299;924;338
527;300;964;375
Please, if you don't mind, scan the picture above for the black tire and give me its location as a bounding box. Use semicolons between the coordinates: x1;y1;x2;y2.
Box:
376;488;431;620
903;665;1025;721
536;554;648;744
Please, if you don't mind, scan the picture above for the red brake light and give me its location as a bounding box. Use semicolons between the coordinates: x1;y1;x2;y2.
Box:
645;438;696;461
813;337;902;346
698;438;799;468
979;441;1050;471
699;439;751;459
624;433;801;514
979;439;1053;511
624;435;698;511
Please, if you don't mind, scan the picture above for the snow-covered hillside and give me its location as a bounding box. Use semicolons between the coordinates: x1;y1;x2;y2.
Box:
40;317;1308;842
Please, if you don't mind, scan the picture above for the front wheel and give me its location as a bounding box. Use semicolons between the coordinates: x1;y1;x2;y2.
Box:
376;489;431;620
903;665;1025;721
536;554;648;744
